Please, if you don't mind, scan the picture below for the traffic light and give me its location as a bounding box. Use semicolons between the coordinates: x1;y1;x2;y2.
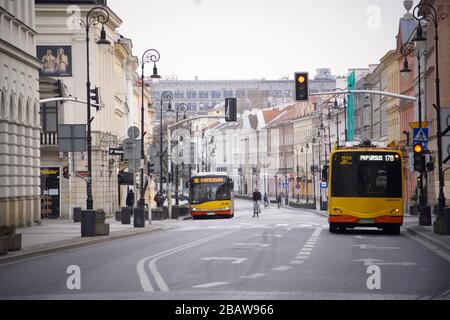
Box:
225;98;237;122
90;87;100;110
295;72;309;102
413;143;426;173
63;166;69;179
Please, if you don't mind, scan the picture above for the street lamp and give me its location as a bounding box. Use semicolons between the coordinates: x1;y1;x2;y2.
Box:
413;3;448;218
159;91;174;195
80;6;110;211
400;41;430;224
174;103;189;206
138;49;161;209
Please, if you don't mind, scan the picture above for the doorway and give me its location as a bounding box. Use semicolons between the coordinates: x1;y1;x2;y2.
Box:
40;167;60;219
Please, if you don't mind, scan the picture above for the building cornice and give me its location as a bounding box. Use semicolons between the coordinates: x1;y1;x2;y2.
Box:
0;7;38;35
0;38;42;70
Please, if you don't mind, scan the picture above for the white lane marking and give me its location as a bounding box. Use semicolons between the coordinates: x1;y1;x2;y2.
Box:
233;243;270;248
298;252;311;256
137;230;237;292
201;257;248;264
240;273;266;279
304;245;315;248
301;248;313;252
254;234;283;238
272;266;293;272
353;244;400;250
312;228;323;237
290;260;304;265
276;224;289;228
296;256;310;260
353;259;418;267
299;224;313;228
192;282;230;289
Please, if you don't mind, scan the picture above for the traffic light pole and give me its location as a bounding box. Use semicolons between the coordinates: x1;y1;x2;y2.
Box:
167;115;227;219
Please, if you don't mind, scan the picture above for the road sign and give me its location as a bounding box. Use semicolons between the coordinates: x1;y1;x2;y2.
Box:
58;125;87;152
321;182;328;189
122;138;141;160
409;122;429;129
128;159;141;172
413;128;429;144
128;126;140;140
109;147;124;156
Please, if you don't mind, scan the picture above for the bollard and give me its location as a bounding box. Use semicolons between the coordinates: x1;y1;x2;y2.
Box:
73;207;82;223
81;210;96;237
121;207;131;225
133;208;145;228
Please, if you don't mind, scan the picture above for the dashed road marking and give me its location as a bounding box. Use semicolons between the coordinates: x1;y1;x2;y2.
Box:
192;282;230;289
272;266;293;272
240;273;266;279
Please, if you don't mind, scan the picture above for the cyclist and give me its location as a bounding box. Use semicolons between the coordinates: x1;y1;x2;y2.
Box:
252;188;262;218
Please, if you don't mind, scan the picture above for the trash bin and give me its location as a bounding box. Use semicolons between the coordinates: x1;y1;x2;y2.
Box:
81;210;96;237
115;211;122;222
73;207;82;223
179;207;189;218
163;206;169;220
134;208;145;228
172;206;180;219
121;207;131;225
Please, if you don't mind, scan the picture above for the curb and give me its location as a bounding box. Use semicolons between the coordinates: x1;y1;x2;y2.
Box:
404;225;450;257
0;224;168;265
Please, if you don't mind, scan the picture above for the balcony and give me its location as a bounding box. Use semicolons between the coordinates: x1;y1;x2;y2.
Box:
40;132;58;147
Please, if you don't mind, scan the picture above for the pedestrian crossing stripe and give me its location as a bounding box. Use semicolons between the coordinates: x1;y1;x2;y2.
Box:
413;128;429;143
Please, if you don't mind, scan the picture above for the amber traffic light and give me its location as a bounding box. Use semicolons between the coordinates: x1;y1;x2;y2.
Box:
295;72;309;102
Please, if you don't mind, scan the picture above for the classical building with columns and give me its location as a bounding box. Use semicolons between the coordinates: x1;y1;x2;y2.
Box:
35;0;147;219
0;0;42;228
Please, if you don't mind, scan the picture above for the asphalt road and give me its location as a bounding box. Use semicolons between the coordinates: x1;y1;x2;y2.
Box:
0;200;449;300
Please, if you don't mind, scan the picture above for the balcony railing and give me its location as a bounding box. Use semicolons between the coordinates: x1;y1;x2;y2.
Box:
41;132;58;146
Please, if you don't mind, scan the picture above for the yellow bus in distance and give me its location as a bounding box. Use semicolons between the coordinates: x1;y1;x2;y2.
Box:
189;173;234;219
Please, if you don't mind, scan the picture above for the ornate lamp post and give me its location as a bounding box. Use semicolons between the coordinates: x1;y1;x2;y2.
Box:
80;6;110;210
159;91;174;195
174;103;189;206
138;49;161;209
400;41;430;224
413;3;448;218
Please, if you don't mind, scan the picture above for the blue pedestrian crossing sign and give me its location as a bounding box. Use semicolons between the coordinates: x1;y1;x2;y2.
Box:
413;128;429;144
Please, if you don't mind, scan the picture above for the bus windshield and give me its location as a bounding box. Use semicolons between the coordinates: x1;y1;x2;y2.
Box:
191;180;231;204
331;152;402;198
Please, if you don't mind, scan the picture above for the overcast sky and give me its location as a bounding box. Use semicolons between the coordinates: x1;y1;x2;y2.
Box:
108;0;420;80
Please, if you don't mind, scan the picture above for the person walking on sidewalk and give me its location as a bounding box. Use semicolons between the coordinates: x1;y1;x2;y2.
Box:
253;188;262;218
277;195;282;209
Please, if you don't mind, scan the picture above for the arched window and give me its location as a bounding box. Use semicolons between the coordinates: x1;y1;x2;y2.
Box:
9;95;15;121
18;97;23;123
0;90;5;119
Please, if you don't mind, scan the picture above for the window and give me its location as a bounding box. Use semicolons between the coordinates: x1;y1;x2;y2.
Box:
235;90;245;98
211;91;221;99
187;91;197;99
40;102;58;133
223;90;233;99
174;91;185;99
331;153;402;198
199;91;209;99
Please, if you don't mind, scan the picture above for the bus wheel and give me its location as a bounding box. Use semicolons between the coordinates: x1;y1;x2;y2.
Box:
329;224;338;233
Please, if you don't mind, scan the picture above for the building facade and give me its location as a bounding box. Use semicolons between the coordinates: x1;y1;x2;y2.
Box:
0;0;42;227
35;1;142;219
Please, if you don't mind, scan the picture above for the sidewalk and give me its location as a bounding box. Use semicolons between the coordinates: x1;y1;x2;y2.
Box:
0;217;171;265
286;202;450;258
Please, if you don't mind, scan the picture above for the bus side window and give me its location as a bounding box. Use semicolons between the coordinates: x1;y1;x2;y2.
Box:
322;165;329;183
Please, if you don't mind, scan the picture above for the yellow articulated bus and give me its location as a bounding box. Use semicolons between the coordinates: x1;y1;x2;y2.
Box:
326;141;404;235
189;173;235;219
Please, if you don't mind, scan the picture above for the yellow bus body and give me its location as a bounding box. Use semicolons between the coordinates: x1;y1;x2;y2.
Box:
328;148;404;232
